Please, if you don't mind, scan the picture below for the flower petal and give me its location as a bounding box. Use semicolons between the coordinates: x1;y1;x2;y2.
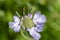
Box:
9;16;21;32
28;27;41;40
14;25;20;32
33;12;41;19
33;12;41;25
9;22;15;29
13;16;20;23
34;23;44;32
28;14;32;18
33;12;46;25
27;27;41;40
37;15;46;24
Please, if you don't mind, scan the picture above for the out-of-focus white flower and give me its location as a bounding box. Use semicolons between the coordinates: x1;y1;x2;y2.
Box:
9;16;21;32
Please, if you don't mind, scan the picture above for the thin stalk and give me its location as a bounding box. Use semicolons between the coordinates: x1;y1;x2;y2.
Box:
16;11;21;17
23;8;25;16
20;30;34;40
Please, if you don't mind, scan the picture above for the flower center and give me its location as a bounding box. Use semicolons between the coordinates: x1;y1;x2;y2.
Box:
22;16;34;28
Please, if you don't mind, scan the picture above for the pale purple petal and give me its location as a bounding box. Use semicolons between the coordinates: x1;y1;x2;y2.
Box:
14;25;20;32
36;15;46;24
9;16;21;32
9;22;16;29
33;12;41;25
32;32;41;40
33;12;41;19
33;12;46;25
27;27;36;32
13;16;20;23
28;27;41;40
34;24;44;32
26;28;30;31
13;22;21;32
9;22;21;32
28;14;32;18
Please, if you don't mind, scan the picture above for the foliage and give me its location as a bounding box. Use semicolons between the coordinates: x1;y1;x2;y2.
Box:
0;0;60;40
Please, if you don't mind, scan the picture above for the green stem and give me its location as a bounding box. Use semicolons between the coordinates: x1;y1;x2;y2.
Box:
23;8;25;16
20;30;34;40
28;8;32;13
16;11;21;17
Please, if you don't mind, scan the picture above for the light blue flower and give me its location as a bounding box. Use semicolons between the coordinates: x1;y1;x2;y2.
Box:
9;16;21;32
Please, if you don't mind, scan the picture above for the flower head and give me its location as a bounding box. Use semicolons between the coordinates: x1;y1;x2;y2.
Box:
9;11;46;40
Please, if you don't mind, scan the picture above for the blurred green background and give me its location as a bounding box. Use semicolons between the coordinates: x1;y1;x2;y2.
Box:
0;0;60;40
